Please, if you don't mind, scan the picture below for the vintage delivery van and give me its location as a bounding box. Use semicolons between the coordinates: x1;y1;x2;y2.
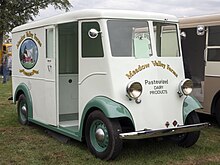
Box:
12;9;208;160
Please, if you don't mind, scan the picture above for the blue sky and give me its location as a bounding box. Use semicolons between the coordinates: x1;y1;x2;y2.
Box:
36;0;220;20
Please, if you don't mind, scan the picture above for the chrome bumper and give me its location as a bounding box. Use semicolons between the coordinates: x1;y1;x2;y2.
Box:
119;122;209;140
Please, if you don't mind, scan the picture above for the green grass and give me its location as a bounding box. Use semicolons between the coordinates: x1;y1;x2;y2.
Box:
1;79;220;164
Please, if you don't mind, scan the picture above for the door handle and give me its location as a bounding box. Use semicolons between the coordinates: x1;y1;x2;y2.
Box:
47;65;52;72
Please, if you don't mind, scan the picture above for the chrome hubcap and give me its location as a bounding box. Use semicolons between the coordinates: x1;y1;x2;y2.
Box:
21;105;27;115
95;128;105;142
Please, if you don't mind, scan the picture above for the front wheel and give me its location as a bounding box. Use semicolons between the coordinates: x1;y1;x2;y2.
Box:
17;94;29;125
85;110;123;160
173;111;200;147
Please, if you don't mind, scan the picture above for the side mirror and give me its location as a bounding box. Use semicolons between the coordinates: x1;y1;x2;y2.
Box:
180;31;186;39
88;28;100;39
197;25;205;36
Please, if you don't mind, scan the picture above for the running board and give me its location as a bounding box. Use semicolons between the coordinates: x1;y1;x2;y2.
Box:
120;122;210;140
59;120;78;127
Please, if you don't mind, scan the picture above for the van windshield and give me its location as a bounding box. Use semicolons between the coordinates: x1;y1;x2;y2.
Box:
107;20;152;58
153;22;180;57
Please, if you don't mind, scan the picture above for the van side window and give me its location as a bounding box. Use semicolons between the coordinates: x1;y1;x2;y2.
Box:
207;49;220;61
46;28;54;58
208;26;220;46
82;22;104;58
207;26;220;61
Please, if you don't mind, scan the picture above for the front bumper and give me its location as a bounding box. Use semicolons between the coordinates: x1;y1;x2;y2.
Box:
119;122;209;140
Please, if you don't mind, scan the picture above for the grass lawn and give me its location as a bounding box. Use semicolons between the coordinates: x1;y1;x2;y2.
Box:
1;79;220;164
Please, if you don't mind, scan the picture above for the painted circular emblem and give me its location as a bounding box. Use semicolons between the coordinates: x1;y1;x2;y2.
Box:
19;39;38;69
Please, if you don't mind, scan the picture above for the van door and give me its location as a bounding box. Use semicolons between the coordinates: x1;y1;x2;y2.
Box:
58;22;79;129
78;20;106;120
181;28;206;103
203;26;220;113
44;26;58;126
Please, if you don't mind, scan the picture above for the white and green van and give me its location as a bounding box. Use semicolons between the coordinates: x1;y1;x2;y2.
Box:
12;9;208;160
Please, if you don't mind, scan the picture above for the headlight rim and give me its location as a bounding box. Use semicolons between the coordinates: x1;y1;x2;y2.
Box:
179;79;193;96
126;81;143;99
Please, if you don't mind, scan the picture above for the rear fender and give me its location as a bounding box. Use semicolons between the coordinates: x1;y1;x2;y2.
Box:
14;83;33;118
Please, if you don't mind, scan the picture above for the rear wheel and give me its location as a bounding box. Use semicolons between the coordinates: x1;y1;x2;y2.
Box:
174;111;200;147
85;110;122;160
17;94;29;125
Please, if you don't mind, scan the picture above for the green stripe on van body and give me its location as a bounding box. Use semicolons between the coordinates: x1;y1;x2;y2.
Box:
183;96;203;122
78;96;134;140
14;83;33;118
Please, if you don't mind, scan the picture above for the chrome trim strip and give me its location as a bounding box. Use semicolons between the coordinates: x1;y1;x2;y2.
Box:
119;122;209;140
79;72;107;85
12;75;55;82
205;75;220;78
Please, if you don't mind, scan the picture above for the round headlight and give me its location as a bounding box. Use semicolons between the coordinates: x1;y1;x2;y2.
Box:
126;82;143;99
180;79;193;95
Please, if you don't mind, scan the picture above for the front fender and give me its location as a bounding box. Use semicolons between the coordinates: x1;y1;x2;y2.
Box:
83;96;133;120
183;96;202;122
78;96;134;140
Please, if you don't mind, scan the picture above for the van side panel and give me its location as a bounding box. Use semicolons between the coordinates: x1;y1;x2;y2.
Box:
12;27;57;126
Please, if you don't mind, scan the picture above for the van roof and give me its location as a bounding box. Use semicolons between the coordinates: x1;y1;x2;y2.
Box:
12;9;178;33
179;13;220;28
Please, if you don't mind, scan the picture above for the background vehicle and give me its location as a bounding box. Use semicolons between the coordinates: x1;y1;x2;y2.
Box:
0;43;12;74
12;9;208;160
180;14;220;126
